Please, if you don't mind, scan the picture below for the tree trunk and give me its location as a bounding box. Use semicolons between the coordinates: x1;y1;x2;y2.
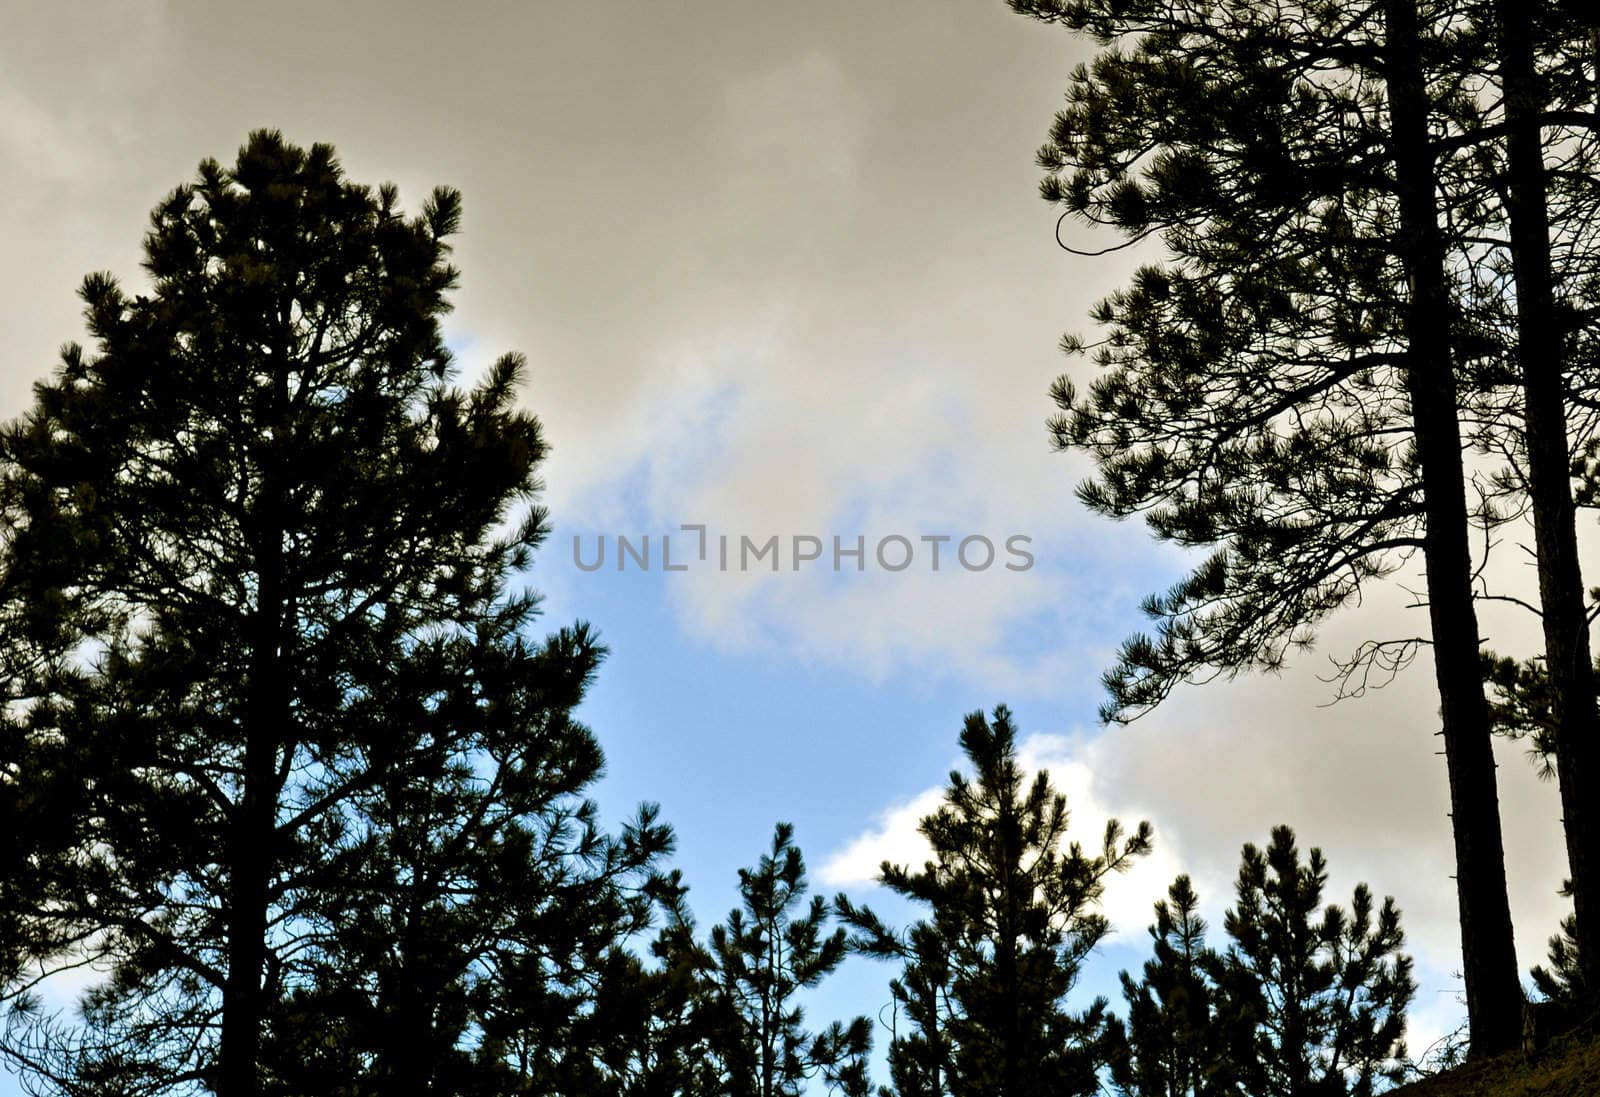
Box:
378;893;438;1096
1383;0;1524;1056
219;734;275;1097
218;590;282;1096
1495;0;1600;997
218;372;291;1097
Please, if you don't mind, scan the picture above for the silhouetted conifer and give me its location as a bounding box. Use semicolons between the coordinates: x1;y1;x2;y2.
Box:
684;824;872;1097
1488;0;1600;997
1111;876;1242;1097
0;131;660;1096
839;706;1151;1097
843;915;953;1097
254;625;673;1095
1218;828;1414;1097
1005;0;1531;1050
592;879;735;1097
1528;880;1588;1007
1112;834;1413;1097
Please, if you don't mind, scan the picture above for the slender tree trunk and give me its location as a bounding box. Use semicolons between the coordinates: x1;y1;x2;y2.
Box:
1383;0;1524;1056
763;927;777;1097
219;373;290;1097
997;809;1019;1096
218;578;282;1096
219;735;275;1097
1495;0;1600;997
378;891;437;1095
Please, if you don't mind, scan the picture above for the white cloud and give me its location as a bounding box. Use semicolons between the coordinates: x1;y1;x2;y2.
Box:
534;296;1165;694
817;786;947;889
819;591;1574;1014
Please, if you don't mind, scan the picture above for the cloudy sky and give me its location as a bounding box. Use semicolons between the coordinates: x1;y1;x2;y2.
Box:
0;0;1579;1087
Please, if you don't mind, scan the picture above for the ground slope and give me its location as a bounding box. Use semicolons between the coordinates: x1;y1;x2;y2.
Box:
1391;1033;1600;1096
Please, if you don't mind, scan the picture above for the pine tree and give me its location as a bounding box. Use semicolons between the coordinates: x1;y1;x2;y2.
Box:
0;131;639;1096
841;914;954;1097
692;824;872;1097
1112;836;1413;1097
1518;876;1587;1010
254;624;674;1095
840;706;1151;1097
1482;653;1564;779
1005;0;1525;1050
1112;876;1241;1097
1531;915;1586;1007
1483;0;1600;998
586;879;734;1097
1382;0;1526;1053
1218;828;1414;1097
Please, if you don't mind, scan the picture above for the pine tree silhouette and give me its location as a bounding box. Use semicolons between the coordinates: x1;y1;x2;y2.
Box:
840;706;1150;1097
0;131;662;1096
1001;0;1569;1050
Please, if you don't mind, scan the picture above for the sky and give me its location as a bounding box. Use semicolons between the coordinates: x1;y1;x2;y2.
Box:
0;0;1581;1090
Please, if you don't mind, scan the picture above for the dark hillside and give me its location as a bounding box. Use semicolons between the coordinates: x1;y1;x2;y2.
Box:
1391;1032;1600;1096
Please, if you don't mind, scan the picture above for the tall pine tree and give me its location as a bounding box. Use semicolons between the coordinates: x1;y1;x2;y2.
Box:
0;131;648;1096
254;625;674;1096
1007;0;1525;1050
1482;0;1600;997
